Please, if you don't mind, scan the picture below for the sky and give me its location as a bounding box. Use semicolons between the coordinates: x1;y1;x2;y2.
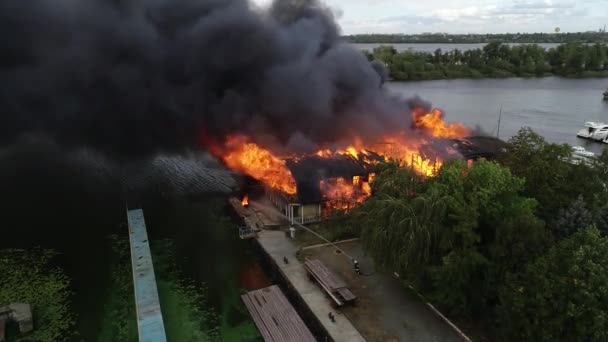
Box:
252;0;608;34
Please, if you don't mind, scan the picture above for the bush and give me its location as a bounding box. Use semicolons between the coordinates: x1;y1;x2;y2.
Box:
0;249;75;341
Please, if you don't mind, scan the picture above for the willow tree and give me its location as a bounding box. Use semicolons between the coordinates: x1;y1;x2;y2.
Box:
356;158;549;317
356;193;446;274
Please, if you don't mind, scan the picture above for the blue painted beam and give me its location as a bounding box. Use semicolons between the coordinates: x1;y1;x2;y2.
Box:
127;209;167;342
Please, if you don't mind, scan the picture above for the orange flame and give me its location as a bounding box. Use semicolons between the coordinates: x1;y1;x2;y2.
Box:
413;108;469;138
320;176;372;210
212;107;468;208
241;195;249;207
219;135;297;195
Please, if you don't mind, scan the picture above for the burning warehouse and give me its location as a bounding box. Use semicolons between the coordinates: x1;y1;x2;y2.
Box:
269;153;376;224
209;102;508;225
227;131;507;225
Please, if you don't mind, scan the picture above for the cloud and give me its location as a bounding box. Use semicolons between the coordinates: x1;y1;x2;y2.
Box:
252;0;607;33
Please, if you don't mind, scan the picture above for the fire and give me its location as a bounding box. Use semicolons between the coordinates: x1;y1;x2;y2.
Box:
320;176;372;210
241;195;249;207
413;108;469;138
217;135;297;195
211;106;469;210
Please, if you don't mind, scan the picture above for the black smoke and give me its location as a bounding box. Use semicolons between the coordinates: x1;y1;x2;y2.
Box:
0;0;415;158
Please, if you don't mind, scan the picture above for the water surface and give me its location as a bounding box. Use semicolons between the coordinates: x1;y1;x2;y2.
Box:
387;77;608;153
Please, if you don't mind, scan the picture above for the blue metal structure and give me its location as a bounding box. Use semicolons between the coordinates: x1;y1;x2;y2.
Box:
127;209;167;342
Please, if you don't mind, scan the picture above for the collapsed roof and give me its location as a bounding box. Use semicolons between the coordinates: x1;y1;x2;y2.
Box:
278;136;507;204
420;136;508;161
286;154;372;204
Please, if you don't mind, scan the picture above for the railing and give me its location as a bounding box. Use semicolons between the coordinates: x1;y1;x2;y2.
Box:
239;226;256;239
292;216;322;224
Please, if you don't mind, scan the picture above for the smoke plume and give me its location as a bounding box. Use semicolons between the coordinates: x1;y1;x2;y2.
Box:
0;0;422;158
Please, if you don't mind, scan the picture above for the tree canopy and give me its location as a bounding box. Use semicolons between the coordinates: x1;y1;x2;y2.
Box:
352;159;549;317
350;129;608;340
497;228;608;341
500;128;608;235
365;42;608;81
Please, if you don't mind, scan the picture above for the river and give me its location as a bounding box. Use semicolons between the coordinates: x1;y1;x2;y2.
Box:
387;77;608;153
353;43;561;53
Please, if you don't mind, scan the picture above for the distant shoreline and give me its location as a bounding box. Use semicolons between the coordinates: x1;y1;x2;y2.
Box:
384;73;608;83
344;32;608;45
362;41;608;81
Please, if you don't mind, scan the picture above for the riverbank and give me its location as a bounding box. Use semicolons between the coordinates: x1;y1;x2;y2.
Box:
365;41;608;81
346;32;608;45
385;70;608;82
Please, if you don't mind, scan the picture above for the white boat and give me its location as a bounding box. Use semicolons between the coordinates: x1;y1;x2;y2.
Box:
570;146;596;165
576;121;608;143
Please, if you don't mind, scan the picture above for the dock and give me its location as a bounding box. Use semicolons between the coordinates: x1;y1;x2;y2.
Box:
241;285;316;342
127;209;167;342
229;198;365;341
304;259;357;306
256;229;366;341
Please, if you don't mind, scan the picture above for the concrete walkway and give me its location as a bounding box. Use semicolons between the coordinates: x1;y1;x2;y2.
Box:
257;229;366;342
302;241;464;342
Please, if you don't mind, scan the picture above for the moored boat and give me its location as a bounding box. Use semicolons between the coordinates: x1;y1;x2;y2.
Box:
570;146;596;165
576;121;608;143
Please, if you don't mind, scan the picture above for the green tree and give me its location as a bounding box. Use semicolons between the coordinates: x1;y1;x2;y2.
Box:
361;49;374;62
500;128;601;221
426;159;547;315
554;195;594;238
372;45;397;65
370;160;424;198
356;159;548;317
497;228;608;341
357;194;446;273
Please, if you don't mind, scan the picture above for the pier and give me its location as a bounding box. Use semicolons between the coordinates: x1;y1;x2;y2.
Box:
229;198;366;342
127;209;167;342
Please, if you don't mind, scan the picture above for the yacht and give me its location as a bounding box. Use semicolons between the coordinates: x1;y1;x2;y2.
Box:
570;146;596;165
576;121;608;143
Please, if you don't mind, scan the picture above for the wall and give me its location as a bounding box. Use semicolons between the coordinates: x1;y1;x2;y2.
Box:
302;204;321;219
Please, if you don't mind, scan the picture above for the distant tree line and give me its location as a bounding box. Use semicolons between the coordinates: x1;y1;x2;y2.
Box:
346;128;608;341
346;32;608;44
364;41;608;80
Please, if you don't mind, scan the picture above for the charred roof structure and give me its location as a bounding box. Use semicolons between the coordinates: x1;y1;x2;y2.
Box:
285;154;375;204
260;135;507;225
420;136;508;162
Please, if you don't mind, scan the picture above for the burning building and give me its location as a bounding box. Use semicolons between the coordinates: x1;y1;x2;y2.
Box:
272;153;376;224
208;106;502;225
